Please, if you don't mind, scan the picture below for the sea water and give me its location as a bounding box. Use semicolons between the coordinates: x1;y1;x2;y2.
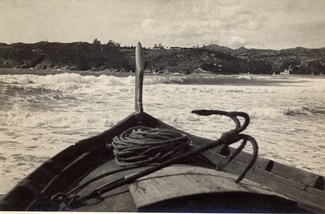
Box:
0;70;325;194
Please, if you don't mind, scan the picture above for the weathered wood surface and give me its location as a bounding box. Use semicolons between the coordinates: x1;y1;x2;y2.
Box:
128;164;290;209
135;42;144;121
198;147;325;212
72;159;140;212
228;147;324;189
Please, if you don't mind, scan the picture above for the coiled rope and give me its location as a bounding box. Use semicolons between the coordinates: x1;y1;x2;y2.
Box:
110;126;191;167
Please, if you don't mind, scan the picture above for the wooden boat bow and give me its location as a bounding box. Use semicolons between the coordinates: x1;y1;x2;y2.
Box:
0;43;324;213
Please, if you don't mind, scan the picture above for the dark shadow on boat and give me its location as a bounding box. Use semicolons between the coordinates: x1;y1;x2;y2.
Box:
139;192;310;213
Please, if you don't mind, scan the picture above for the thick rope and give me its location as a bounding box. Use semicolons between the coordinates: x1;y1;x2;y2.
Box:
110;126;191;167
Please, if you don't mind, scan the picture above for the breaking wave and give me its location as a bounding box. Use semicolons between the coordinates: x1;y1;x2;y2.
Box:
0;73;304;93
284;106;325;116
1;72;325;194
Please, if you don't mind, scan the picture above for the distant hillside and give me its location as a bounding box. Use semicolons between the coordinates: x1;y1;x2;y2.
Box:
202;44;233;55
0;41;324;75
121;46;242;74
203;44;325;74
0;41;127;71
203;44;325;60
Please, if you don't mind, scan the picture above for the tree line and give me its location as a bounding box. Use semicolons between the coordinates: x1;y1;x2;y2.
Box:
0;39;324;75
0;39;128;71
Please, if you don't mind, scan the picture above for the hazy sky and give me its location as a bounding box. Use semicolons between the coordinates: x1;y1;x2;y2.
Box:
1;0;325;49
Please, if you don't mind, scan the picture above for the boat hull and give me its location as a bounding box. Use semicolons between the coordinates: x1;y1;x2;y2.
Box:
0;112;324;212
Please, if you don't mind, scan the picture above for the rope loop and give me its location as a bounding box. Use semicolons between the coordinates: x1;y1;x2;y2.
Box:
111;126;191;167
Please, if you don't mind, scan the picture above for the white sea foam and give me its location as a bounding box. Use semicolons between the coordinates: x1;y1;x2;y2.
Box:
0;73;325;193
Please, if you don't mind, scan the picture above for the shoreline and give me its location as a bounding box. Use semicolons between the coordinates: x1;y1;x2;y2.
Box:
0;68;323;87
1;68;323;77
0;68;136;77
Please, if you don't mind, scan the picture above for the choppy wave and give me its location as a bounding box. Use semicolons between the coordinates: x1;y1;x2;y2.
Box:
2;105;321;130
1;73;325;193
1;83;323;131
0;74;135;92
282;106;325;116
0;73;311;93
283;107;314;116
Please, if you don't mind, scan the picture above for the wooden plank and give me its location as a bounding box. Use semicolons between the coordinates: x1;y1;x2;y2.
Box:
223;165;325;212
197;148;325;212
69;159;141;212
185;169;285;197
228;148;324;189
73;185;137;212
147;173;204;199
223;157;325;207
268;161;324;189
189;142;325;211
129;177;165;207
305;185;325;199
195;145;271;171
128;165;288;209
224;159;307;190
128;166;211;208
251;169;325;211
221;161;325;210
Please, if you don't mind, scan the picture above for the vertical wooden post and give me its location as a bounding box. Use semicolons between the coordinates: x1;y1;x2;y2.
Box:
135;42;144;122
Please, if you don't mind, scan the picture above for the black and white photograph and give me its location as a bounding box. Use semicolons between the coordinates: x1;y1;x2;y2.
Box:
0;0;324;212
